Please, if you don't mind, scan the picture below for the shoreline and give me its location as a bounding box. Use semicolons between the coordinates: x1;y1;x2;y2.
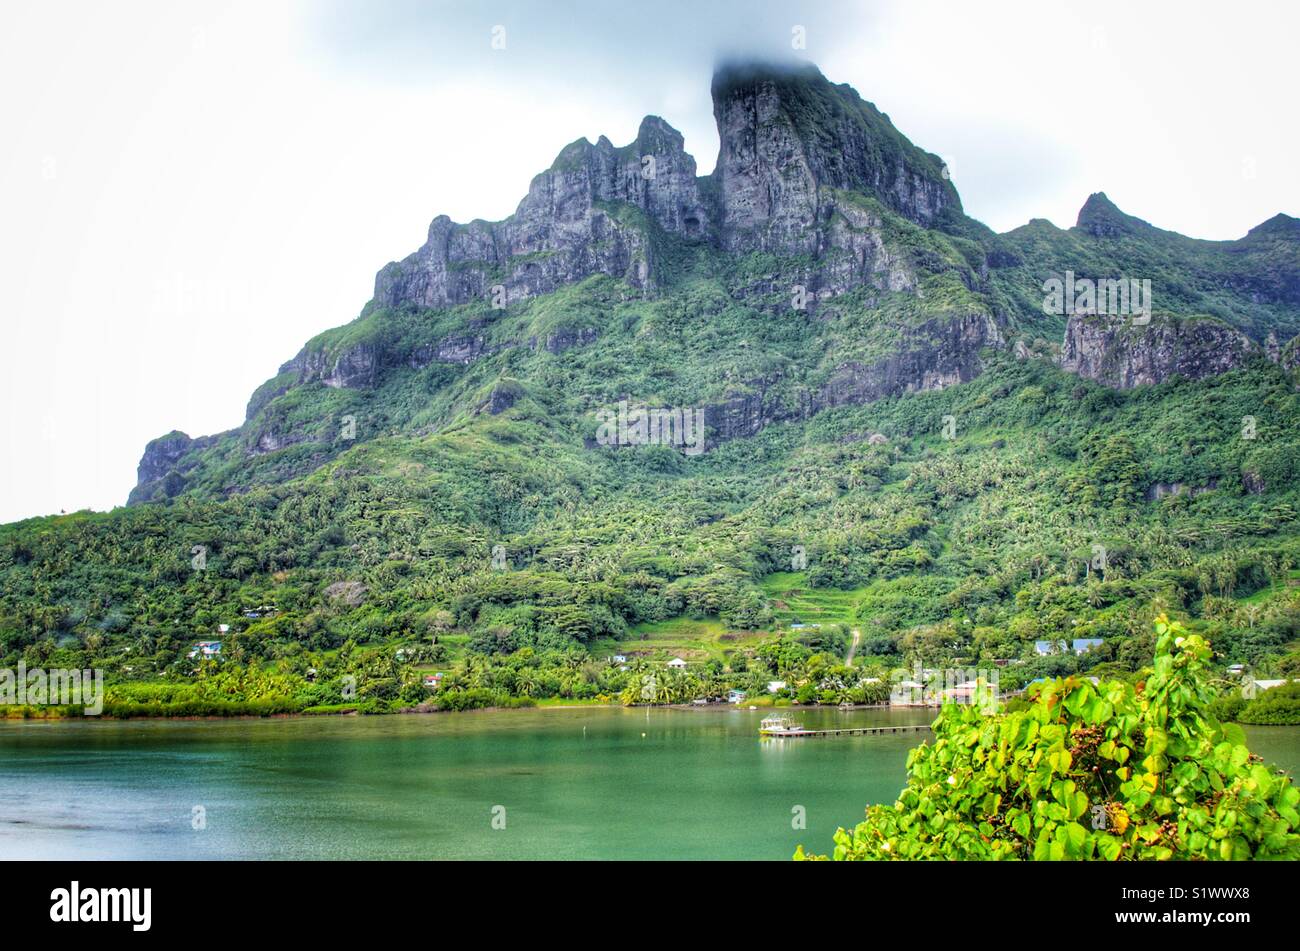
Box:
1;701;1292;728
0;699;939;723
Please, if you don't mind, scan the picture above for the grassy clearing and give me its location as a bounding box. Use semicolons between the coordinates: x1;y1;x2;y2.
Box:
1238;571;1300;604
532;696;614;707
597;616;765;662
760;572;866;627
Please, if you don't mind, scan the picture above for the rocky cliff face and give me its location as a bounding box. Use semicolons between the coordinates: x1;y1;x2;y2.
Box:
374;61;962;313
279;342;381;389
817;313;1002;408
135;431;197;486
1059;313;1260;388
710;62;958;253
129;430;220;504
373;116;710;311
702;312;1002;445
1281;335;1300;371
276;321;602;394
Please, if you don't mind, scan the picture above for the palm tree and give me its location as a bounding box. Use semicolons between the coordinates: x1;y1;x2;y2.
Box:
657;673;677;705
462;655;488;689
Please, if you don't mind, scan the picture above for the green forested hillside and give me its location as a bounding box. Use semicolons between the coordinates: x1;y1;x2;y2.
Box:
3;62;1299;717
4;352;1299;714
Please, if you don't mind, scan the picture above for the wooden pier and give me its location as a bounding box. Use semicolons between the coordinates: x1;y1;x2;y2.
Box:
760;723;932;739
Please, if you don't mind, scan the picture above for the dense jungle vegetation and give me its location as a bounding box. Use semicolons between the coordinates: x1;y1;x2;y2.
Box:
3;351;1298;718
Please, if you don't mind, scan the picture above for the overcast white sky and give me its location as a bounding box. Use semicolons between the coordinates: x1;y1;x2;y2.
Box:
2;0;1297;523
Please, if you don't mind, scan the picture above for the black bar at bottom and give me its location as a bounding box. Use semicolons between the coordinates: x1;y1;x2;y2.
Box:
1;858;1285;937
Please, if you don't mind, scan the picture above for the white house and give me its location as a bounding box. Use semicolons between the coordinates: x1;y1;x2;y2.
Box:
188;640;222;659
890;680;927;706
943;680;983;701
666;657;688;670
766;680;787;694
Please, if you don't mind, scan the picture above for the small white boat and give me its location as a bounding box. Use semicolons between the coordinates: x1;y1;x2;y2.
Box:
759;716;807;736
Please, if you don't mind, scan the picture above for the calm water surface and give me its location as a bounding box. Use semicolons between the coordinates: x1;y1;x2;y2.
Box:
1;707;1296;860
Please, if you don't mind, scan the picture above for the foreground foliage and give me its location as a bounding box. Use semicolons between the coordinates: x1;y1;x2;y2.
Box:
797;618;1300;860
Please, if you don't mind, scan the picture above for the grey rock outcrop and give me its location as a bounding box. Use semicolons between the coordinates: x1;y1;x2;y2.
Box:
325;580;367;608
280;342;379;389
1145;480;1218;501
128;430;220;504
539;326;600;355
1279;335;1300;371
245;380;291;421
1059;314;1259;388
710;61;958;253
412;333;496;368
482;382;522;415
813;193;920;294
135;431;197;485
373;116;710;311
702;312;1002;445
282;327;517;389
818;313;1002;408
375;62;963;313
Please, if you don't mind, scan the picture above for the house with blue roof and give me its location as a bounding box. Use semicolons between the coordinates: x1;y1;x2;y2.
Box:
1072;638;1104;655
1034;640;1067;656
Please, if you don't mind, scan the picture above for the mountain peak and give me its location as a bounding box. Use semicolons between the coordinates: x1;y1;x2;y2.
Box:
634;114;686;153
1075;192;1152;237
1245;212;1300;241
709;59;958;251
709;57;825;94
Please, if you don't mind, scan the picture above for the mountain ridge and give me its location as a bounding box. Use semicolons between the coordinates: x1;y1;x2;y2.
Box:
128;60;1299;506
